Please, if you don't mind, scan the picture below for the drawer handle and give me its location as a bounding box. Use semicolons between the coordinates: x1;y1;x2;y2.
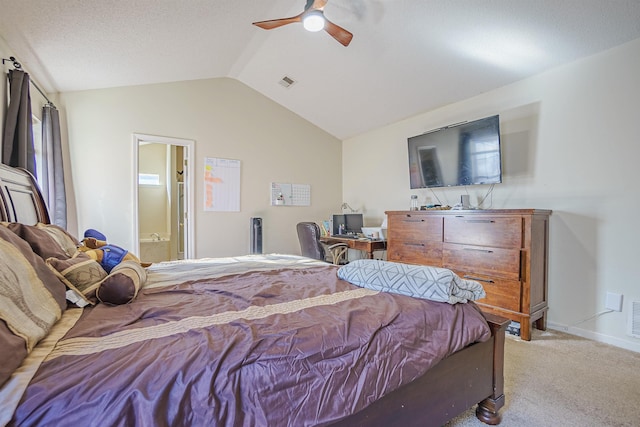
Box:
403;215;425;222
404;243;425;247
464;275;495;284
463;247;494;253
465;220;495;224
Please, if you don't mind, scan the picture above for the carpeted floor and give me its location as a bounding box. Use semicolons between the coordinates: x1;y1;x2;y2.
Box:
445;329;640;427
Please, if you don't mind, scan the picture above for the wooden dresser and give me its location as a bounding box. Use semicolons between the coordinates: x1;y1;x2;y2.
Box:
385;209;551;340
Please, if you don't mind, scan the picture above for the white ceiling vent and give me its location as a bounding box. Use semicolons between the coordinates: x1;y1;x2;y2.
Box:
629;301;640;338
278;76;296;88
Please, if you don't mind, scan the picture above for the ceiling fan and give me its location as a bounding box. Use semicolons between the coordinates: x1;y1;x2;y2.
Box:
252;0;353;47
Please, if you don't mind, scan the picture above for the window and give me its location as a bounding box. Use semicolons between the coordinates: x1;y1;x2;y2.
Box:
138;173;161;186
32;115;43;185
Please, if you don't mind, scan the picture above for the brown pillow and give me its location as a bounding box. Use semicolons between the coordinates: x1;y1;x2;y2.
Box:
3;222;79;260
96;261;147;305
36;223;79;255
46;252;108;306
0;321;27;388
0;226;67;387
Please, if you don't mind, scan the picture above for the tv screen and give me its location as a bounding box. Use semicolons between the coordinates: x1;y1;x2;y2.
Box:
332;213;363;236
408;115;502;189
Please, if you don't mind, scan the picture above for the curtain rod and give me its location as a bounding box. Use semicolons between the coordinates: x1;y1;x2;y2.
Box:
2;56;56;108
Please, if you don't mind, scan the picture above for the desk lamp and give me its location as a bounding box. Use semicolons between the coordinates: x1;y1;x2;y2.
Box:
341;202;357;213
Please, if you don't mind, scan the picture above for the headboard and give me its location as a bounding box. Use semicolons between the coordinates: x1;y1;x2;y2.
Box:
0;163;50;225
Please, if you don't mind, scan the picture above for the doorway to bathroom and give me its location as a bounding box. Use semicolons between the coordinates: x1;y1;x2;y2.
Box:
133;133;194;262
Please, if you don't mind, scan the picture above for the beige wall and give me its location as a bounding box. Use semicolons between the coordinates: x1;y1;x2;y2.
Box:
343;38;640;352
59;77;342;258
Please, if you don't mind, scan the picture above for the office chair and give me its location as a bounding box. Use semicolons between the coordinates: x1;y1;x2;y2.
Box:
296;222;348;265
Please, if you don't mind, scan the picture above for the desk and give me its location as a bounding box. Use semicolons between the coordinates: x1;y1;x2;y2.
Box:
321;236;386;259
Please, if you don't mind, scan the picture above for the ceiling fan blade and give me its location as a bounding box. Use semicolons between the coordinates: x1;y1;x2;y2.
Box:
324;19;353;46
252;13;303;30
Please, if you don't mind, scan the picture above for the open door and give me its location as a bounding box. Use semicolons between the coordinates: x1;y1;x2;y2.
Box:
133;133;195;261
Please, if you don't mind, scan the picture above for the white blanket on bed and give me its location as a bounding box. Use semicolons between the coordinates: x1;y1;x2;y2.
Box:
144;253;327;289
337;259;486;304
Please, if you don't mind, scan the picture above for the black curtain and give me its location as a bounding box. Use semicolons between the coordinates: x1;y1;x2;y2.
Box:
2;69;36;176
42;104;67;228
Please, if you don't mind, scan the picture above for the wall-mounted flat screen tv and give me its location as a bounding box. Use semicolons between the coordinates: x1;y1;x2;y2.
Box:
408;115;502;189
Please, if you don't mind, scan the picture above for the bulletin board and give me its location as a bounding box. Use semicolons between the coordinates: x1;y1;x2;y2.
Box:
204;157;241;212
271;182;311;206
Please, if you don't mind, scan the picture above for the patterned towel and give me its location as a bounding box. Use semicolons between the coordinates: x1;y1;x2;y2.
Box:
338;259;486;304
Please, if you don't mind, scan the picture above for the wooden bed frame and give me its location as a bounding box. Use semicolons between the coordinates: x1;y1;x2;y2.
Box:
0;163;509;426
0;163;50;225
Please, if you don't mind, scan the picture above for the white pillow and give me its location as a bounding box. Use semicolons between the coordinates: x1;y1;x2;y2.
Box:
338;259;485;304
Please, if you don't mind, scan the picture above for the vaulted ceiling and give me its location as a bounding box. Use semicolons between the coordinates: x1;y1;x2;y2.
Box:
1;0;640;139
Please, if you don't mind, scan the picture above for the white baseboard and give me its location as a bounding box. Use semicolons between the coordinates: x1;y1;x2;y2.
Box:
547;322;640;353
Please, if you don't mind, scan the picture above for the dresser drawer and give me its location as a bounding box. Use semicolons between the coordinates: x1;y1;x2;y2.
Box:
387;241;443;266
459;274;522;312
444;215;522;248
387;213;443;242
443;243;520;280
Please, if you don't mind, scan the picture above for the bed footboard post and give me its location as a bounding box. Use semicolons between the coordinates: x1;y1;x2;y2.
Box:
476;313;509;425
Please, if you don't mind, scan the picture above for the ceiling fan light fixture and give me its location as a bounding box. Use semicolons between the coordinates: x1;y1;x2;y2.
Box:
252;0;352;47
302;10;325;32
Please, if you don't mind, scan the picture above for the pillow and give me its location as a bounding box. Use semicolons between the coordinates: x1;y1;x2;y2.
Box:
337;259;486;304
0;321;27;388
46;252;108;306
2;222;79;260
96;261;147;305
36;223;79;256
0;226;66;387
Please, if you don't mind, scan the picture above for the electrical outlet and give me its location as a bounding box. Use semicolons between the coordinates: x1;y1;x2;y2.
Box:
605;292;623;312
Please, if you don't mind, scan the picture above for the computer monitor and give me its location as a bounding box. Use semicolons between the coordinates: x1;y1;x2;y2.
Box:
332;213;363;236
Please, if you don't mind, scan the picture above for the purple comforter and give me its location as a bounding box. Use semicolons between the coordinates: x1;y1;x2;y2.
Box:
10;258;490;427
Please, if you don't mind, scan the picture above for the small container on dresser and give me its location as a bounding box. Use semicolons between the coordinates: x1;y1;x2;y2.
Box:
386;209;551;341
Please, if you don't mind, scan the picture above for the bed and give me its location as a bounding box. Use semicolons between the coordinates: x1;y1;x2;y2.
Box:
0;163;508;427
